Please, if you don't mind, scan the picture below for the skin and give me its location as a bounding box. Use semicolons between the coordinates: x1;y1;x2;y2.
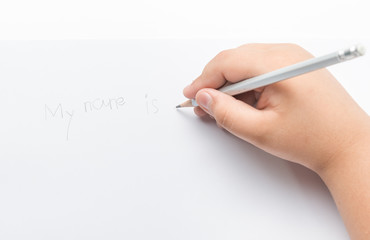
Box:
183;43;370;240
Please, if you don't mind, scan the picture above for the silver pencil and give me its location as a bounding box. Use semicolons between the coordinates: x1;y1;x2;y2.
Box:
176;44;366;108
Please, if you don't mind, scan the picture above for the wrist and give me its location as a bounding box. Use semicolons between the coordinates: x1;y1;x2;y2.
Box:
317;127;370;239
317;126;370;180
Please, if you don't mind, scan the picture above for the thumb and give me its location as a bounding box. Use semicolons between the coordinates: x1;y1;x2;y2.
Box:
195;88;267;142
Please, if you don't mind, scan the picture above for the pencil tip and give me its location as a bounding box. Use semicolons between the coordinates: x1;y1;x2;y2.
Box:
176;105;181;108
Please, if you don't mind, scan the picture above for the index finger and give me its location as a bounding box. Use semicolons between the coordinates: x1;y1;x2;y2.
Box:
182;44;269;99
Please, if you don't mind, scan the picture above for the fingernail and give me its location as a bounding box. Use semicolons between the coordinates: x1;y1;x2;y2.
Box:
197;91;212;114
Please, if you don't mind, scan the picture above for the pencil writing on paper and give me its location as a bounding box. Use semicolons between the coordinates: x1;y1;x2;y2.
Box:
45;94;160;141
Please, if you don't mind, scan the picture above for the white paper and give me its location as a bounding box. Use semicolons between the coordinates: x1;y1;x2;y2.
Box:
2;39;367;239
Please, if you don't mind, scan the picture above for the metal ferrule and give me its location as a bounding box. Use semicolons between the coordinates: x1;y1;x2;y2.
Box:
338;44;366;61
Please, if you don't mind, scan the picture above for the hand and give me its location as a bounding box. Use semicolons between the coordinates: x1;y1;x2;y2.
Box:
183;43;370;239
183;43;370;174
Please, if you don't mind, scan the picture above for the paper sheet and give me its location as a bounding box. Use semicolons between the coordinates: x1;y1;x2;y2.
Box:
2;39;366;239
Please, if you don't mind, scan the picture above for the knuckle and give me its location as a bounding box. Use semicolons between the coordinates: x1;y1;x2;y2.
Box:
266;43;311;67
202;49;234;76
282;43;301;49
214;49;235;64
237;43;261;50
217;49;232;59
280;43;309;56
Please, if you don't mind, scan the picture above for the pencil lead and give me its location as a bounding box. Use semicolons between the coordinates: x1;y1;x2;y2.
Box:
176;99;194;108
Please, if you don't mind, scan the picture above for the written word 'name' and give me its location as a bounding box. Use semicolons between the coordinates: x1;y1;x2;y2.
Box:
45;95;159;140
84;97;126;112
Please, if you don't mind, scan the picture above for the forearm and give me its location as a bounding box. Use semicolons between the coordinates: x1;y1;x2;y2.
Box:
319;133;370;240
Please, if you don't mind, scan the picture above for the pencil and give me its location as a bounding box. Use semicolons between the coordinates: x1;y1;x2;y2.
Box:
176;44;366;108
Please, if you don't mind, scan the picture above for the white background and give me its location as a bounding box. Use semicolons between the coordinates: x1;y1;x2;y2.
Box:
0;1;369;239
0;0;369;39
1;39;357;240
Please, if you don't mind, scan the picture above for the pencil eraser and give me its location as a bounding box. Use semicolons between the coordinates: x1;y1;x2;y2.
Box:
355;44;366;56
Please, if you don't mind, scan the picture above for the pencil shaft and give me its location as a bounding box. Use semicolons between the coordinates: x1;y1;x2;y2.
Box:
216;44;365;98
177;44;365;108
219;52;339;96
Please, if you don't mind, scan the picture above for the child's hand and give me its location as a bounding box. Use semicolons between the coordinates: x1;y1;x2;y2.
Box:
183;43;369;173
183;43;370;239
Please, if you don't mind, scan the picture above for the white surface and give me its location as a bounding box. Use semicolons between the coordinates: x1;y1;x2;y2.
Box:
0;0;369;39
1;39;368;239
1;1;369;239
